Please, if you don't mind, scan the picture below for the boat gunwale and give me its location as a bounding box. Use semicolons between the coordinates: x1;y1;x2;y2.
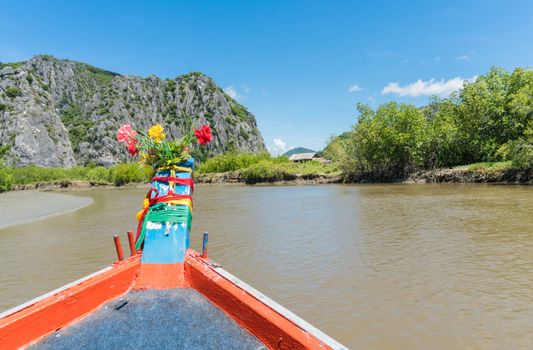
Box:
0;266;113;320
185;251;348;350
209;260;347;349
0;255;141;349
1;251;347;350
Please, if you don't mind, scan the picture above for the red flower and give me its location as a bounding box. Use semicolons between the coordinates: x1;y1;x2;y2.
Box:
127;142;139;156
194;125;212;145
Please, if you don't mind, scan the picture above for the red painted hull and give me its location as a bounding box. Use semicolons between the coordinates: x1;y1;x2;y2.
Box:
0;250;345;350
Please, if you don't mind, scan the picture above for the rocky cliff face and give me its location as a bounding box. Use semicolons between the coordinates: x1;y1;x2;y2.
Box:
0;55;265;167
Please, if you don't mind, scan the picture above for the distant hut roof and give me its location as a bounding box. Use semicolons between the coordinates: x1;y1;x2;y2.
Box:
283;147;315;157
288;152;316;161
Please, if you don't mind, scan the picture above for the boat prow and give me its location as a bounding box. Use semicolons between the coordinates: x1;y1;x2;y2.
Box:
0;248;347;349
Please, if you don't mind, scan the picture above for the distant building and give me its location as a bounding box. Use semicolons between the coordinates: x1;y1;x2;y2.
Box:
283;147;315;158
284;147;332;163
288;152;316;162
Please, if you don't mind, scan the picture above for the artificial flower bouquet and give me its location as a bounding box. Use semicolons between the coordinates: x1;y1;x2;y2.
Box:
117;123;212;170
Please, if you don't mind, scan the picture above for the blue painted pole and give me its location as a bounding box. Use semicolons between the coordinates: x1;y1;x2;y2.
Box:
202;232;209;258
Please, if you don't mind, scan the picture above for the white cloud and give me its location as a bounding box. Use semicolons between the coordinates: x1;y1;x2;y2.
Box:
224;84;252;101
432;56;441;63
455;51;474;61
381;76;477;97
348;84;362;92
271;138;287;155
224;86;240;100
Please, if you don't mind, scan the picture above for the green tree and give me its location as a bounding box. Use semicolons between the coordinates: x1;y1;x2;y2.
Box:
454;67;532;161
322;132;351;161
343;102;428;179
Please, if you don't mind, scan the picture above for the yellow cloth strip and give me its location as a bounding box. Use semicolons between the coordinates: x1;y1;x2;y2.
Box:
136;198;193;220
157;165;192;173
166;199;193;211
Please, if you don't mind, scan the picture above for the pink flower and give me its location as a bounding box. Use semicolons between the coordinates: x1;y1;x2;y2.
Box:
117;124;137;144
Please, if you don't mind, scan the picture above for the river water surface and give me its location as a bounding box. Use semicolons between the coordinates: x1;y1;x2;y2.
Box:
0;184;532;349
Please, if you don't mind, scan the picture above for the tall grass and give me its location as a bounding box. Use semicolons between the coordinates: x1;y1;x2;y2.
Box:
0;163;151;192
198;152;339;183
197;152;271;173
462;161;513;172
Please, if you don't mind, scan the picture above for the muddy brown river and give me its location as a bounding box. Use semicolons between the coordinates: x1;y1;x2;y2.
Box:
1;184;532;349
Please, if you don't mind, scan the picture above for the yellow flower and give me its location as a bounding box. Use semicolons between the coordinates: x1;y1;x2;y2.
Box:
148;124;166;142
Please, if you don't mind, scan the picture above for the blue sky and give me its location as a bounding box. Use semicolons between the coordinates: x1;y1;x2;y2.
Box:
1;1;533;154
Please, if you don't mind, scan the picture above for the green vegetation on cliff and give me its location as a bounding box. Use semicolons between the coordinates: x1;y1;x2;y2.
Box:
325;67;533;181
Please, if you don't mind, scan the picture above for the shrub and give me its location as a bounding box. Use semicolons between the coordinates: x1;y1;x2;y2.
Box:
5;87;22;98
340;102;428;180
0;162;13;192
507;139;533;169
59;104;95;153
229;103;249;121
464;161;512;171
108;163;150;186
198;152;270;173
0;163;150;192
86;166;111;183
240;161;292;183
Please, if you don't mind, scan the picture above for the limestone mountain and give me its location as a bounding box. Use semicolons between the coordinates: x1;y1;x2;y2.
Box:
0;55;265;167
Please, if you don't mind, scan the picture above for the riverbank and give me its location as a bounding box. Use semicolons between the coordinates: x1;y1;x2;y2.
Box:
406;167;532;184
0;190;94;230
9;180;115;192
197;165;532;185
0;161;530;194
195;171;342;184
3;166;531;193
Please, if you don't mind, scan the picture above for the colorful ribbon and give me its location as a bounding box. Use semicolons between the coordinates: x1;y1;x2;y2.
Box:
135;184;194;250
